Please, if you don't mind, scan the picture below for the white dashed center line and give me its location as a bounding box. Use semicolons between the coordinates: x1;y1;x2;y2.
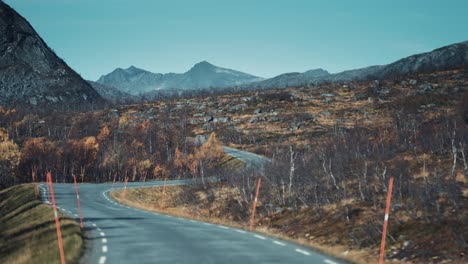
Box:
99;256;106;264
100;232;105;237
295;248;311;256
102;238;107;243
254;234;266;240
102;245;108;253
273;240;286;246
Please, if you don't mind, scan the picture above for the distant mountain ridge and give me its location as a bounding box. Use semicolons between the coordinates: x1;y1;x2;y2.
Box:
248;40;468;89
97;61;263;95
99;40;468;94
0;1;103;108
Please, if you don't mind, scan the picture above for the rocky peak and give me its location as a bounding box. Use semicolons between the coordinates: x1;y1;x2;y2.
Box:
0;1;104;109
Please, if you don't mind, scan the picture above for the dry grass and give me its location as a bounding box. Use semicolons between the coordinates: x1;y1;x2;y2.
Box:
0;184;83;264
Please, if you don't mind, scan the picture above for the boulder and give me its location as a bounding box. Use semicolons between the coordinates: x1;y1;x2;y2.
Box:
204;116;213;122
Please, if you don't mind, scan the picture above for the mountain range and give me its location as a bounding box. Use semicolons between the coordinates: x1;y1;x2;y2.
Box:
0;1;467;108
0;1;103;109
97;61;263;95
99;41;468;93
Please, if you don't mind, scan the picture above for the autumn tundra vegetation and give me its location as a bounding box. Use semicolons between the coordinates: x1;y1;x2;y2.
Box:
0;69;467;263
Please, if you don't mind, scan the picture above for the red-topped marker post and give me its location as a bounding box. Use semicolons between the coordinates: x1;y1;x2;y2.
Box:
47;172;66;264
160;177;167;209
73;175;84;229
249;177;262;231
379;176;395;264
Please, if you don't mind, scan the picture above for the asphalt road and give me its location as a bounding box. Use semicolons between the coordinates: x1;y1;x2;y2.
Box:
223;147;271;170
38;181;346;264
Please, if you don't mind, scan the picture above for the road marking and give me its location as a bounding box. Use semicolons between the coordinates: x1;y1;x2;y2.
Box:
100;232;105;237
102;238;107;243
203;222;211;226
273;240;286;246
324;260;337;264
74;214;79;217
218;226;229;229
92;223;97;227
295;248;311;256
254;235;266;240
235;230;246;234
97;227;102;231
102;245;108;253
99;256;106;264
189;220;196;223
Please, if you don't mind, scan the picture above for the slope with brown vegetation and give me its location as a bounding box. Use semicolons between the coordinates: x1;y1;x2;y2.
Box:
0;184;83;264
0;69;467;263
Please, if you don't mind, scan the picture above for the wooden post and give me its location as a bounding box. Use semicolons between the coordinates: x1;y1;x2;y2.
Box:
112;172;117;190
73;175;84;229
249;177;262;231
160;177;167;209
47;173;52;203
32;170;38;198
379;176;394;264
122;176;128;198
47;172;66;264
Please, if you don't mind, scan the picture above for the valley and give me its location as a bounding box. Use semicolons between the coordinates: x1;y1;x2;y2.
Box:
0;1;467;263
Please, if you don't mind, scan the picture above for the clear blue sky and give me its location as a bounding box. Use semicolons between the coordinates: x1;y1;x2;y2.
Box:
4;0;468;80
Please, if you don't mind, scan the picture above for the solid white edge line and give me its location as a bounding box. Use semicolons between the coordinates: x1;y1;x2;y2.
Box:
254;234;266;240
235;230;246;234
295;248;311;256
324;259;338;264
218;226;229;229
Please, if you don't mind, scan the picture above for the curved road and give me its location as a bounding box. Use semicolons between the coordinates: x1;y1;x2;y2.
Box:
223;147;271;170
38;181;346;264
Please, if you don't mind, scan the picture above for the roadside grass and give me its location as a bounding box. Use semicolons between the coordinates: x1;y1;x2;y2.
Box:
0;184;83;264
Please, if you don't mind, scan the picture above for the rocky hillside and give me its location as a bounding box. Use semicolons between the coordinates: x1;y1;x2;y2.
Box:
249;68;330;89
97;61;263;95
0;2;103;109
248;41;468;89
87;81;135;103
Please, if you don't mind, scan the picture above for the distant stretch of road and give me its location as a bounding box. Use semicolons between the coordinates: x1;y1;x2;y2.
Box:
38;180;346;264
223;146;271;169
